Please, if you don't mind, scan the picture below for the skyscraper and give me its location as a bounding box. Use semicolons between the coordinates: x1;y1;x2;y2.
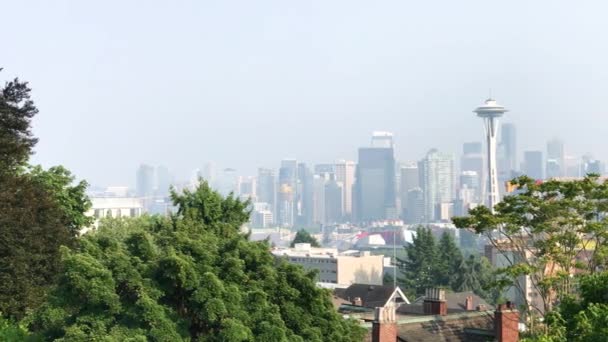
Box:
334;160;355;218
136;164;155;197
474;98;508;211
156;165;171;197
405;188;424;224
354;133;396;222
324;175;343;224
546;138;565;178
277;184;294;227
312;174;327;226
523;151;544;180
278;159;298;227
499;123;517;179
419;149;454;222
296;163;313;227
461;142;484;202
399;163;419;218
257;168;276;214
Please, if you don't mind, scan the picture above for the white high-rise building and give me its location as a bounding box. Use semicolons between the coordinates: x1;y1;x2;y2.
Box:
334;160;355;217
474;98;508;211
419;149;454;222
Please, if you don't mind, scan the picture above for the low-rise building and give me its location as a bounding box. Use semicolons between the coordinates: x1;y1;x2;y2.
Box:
272;243;384;285
83;197;145;233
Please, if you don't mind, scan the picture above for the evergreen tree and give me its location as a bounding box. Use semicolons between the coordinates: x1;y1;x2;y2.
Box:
436;232;463;288
0;69;38;174
399;227;438;296
290;229;321;247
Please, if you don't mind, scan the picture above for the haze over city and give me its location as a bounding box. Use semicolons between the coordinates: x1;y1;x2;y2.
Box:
3;0;608;187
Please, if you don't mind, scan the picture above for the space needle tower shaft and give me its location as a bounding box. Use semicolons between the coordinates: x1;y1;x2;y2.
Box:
474;98;508;212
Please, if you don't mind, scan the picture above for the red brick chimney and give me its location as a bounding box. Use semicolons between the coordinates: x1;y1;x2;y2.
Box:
423;288;447;316
495;301;519;342
465;295;474;311
372;306;397;342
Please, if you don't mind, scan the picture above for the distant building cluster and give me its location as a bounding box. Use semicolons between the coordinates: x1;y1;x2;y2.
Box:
94;105;604;233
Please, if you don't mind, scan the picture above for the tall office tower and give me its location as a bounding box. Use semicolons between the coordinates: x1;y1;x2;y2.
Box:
546;138;565;178
296;163;314;227
314;164;335;175
237;176;257;200
354;132;396;222
457;171;480;216
277;184;294;227
404;188;424;224
256;168;276;212
564;155;581;177
523;151;544;180
399;163;419;218
324;176;344;225
218;168;238;196
136;164;155;197
460;171;480;196
312;174;328;226
334;160;355;218
203;162;217;184
461;142;484;201
499;123;517;180
474;98;508;211
156;165;171;197
546;160;560;179
278;159;298;227
418;149;454;222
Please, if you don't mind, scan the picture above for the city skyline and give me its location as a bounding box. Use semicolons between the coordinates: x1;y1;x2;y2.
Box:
3;1;607;186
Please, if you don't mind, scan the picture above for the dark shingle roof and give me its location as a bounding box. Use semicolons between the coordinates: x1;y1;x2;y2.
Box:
362;311;495;342
336;284;399;308
397;291;493;315
397;312;495;342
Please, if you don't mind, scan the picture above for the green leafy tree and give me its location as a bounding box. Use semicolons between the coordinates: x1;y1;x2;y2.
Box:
0;175;75;320
31;182;365;341
27;165;92;236
453;175;608;321
290;229;321;247
523;272;608;342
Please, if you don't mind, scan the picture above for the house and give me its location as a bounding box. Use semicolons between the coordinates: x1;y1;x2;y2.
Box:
363;288;520;342
334;284;409;312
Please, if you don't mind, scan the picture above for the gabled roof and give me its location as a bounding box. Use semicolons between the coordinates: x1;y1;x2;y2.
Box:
336;284;409;308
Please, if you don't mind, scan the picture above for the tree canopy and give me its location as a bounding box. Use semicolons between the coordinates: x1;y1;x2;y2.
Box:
30;182;365;341
0;71;91;320
290;229;321;248
453;175;608;320
398;227;495;300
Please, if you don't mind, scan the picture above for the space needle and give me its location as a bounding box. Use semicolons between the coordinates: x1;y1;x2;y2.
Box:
474;98;508;212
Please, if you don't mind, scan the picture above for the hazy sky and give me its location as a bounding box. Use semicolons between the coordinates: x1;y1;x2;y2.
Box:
3;1;608;187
